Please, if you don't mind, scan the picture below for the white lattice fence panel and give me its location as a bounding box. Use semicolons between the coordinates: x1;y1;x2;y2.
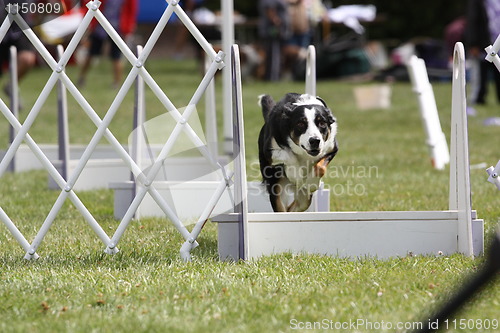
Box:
0;0;231;260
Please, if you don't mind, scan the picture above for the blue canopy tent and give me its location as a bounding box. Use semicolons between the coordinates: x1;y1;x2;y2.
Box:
138;0;168;23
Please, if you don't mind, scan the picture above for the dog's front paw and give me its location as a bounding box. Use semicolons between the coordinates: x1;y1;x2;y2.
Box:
313;163;327;178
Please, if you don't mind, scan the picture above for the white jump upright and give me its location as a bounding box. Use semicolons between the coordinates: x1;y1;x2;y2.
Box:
305;45;316;96
0;0;233;261
229;44;248;259
449;43;474;255
213;42;483;261
407;55;450;170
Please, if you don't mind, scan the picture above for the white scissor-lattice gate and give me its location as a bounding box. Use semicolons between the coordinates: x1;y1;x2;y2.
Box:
485;34;500;191
0;0;233;260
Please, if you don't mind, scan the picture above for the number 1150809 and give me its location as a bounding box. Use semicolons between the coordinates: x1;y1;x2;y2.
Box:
5;1;63;15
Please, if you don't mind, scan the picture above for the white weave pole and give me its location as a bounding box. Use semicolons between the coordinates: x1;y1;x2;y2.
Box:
407;55;450;170
56;45;70;181
130;45;146;209
7;46;18;172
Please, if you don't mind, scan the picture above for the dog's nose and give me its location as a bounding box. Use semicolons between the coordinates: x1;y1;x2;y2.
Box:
309;137;320;149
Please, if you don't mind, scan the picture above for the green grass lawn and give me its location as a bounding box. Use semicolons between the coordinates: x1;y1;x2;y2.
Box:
0;58;499;332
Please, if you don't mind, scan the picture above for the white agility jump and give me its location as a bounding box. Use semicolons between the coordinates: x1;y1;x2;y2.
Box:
213;42;483;261
0;0;484;261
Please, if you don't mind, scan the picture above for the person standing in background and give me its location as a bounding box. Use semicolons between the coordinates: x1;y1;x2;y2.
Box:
258;0;290;81
286;0;311;50
78;0;138;89
283;0;312;79
0;0;37;102
465;0;500;105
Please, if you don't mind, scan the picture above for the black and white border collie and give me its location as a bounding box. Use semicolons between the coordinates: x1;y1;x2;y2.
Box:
258;93;338;212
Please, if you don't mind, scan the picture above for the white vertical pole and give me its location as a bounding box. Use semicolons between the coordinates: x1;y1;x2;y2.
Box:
231;45;248;260
205;53;218;159
449;42;473;257
131;45;145;218
8;46;18;172
56;45;70;180
222;0;234;155
305;45;316;96
407;55;450;170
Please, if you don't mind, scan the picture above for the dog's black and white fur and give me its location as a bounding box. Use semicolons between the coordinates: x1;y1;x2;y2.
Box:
258;93;338;212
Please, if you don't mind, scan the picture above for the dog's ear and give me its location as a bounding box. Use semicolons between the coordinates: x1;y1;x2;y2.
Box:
316;97;335;125
259;95;275;120
327;113;336;125
282;102;296;119
316;96;328;108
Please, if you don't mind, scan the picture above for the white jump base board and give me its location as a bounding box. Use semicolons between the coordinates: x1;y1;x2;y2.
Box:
48;155;224;192
1;144;127;172
213;210;484;260
110;181;330;220
49;159;130;191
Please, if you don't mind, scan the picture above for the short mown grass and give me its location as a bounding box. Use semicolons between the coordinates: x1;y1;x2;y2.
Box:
0;57;499;332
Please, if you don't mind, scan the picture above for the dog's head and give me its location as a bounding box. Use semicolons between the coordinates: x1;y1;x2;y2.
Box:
283;94;337;157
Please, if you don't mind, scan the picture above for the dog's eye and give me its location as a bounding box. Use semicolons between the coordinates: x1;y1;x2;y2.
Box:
318;121;327;129
297;121;306;129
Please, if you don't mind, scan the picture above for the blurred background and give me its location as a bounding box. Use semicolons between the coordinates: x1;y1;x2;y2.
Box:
134;0;466;82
